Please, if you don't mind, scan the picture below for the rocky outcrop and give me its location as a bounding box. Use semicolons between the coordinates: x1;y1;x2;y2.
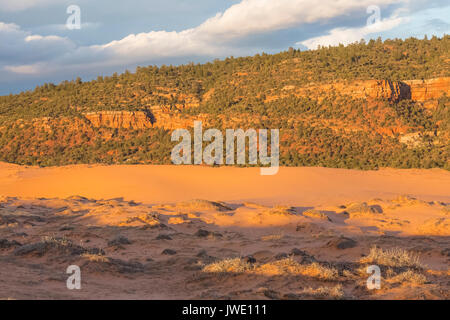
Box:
84;111;154;129
81;78;449;131
295;80;410;102
294;77;449;103
404;77;450;102
149;107;209;130
349;77;449;102
83;109;209;130
352;80;411;102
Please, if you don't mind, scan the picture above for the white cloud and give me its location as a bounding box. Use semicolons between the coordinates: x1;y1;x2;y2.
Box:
4;64;42;74
0;0;415;78
202;0;400;37
94;0;403;63
0;21;75;73
0;22;21;32
0;0;61;12
300;16;406;49
25;34;67;42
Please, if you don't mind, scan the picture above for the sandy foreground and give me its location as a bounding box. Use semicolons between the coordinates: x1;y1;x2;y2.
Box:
0;162;449;300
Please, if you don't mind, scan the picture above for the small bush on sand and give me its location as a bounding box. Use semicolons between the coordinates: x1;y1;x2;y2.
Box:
260;233;284;241
388;270;427;285
203;257;339;281
174;200;231;212
255;258;339;280
264;206;296;216
360;246;423;269
298;262;339;280
202;258;252;273
346;202;383;218
300;285;344;299
303;209;331;221
42;236;72;247
81;253;110;263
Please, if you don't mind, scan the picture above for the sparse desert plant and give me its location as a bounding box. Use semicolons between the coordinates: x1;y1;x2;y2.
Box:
300;285;344;299
303;209;331;221
202;258;252;274
264;206;296;216
255;258;339;280
342;269;358;279
202;256;339;281
360;246;424;269
254;257;303;276
346;202;383;218
173;199;232;212
15;235;103;257
42;235;72;247
298;262;339;280
121;212;160;227
81;253;109;263
388;270;427;285
260;233;284;241
243;202;268;209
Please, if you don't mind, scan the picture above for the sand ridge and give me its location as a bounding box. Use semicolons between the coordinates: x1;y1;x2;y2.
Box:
0;163;449;300
0;162;449;205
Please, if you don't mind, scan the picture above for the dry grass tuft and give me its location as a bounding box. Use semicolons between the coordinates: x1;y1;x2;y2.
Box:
202;257;339;281
303;209;331;221
360;246;424;269
42;236;72;247
254;257;302;276
243;202;268;209
297;262;339;280
260;233;284;241
264;206;296;216
174;199;232;212
202;258;252;274
120;212;160;227
388;270;427;285
81;253;110;263
346;202;383;218
300;285;344;299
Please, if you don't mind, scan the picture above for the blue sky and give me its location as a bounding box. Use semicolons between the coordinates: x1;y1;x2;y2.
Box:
0;0;449;95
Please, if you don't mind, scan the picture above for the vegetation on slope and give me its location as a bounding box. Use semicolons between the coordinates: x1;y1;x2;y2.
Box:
0;36;449;169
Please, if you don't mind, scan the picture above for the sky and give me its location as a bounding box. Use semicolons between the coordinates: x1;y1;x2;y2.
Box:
0;0;449;95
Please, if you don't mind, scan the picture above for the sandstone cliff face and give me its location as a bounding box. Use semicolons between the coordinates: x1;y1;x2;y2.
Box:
290;80;406;102
81;78;449;131
404;77;450;102
149;106;209;130
83;109;208;130
289;77;449;103
344;80;411;101
84;111;154;129
348;77;449;102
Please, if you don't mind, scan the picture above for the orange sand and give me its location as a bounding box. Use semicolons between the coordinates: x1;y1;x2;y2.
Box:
1;162;449;299
0;162;449;206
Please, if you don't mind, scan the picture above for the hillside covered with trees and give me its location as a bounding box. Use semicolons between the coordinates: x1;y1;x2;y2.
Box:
0;36;449;169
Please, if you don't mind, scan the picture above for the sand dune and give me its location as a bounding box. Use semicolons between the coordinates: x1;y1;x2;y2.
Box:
1;162;449;205
0;163;449;300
